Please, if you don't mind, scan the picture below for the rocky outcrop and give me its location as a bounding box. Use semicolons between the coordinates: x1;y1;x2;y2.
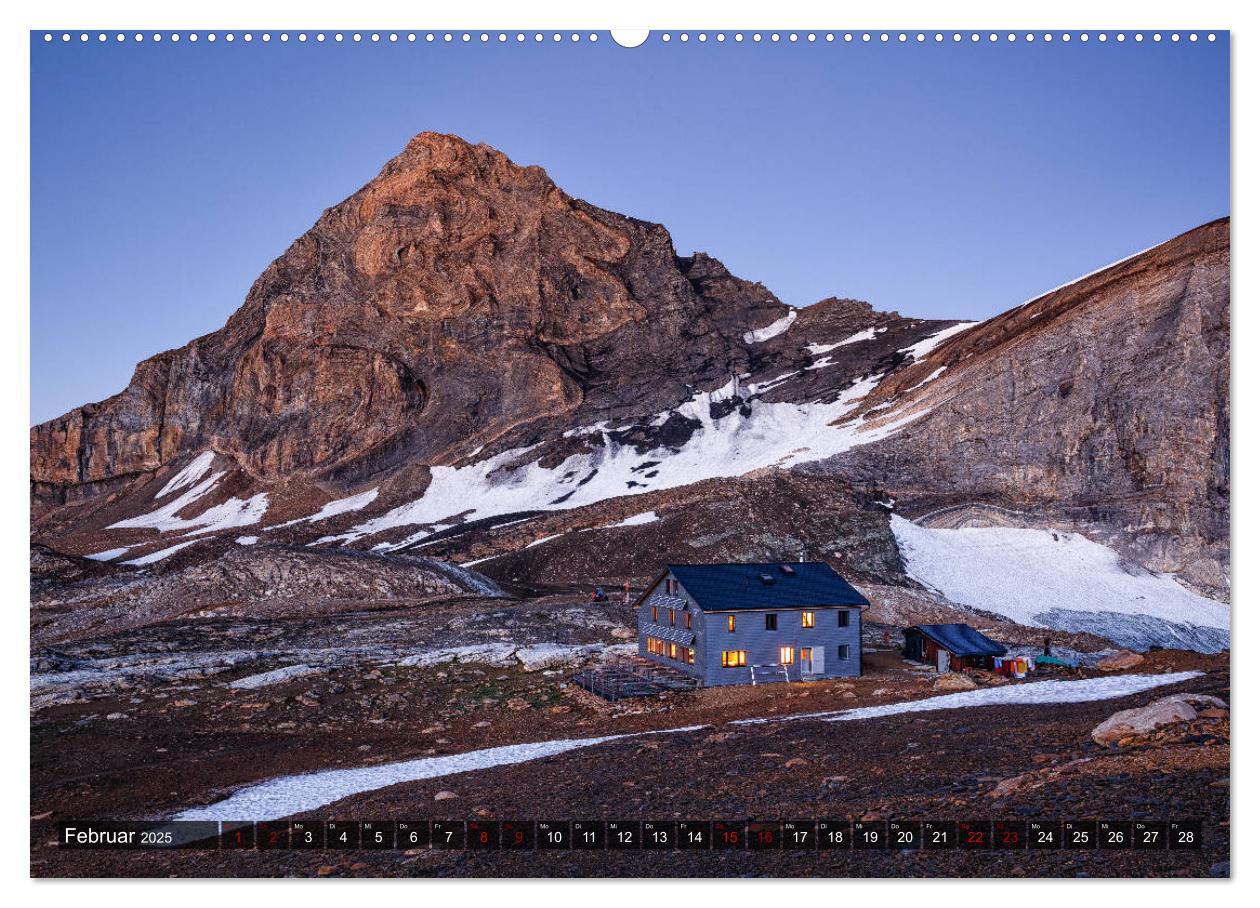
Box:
29;542;503;644
820;219;1230;599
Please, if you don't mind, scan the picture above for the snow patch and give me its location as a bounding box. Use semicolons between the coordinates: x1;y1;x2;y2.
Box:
176;737;623;821
122;540;200;566
898;322;976;362
111;473;224;530
734;671;1203;726
228;665;324;690
173;726;708;822
109;469;269;537
743;309;797;344
605;511;659;528
156;452;216;499
86;547;131;562
905;365;947;392
744;371;801;395
273;488;379;528
891;516;1229;652
321;373;923;547
236;536;259;546
807;327;877;355
525;533;564;549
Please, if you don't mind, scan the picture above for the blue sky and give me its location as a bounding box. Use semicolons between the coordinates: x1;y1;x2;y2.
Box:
30;32;1228;423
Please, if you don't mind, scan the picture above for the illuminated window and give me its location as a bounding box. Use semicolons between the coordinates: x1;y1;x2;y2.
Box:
802;611;815;628
779;646;794;665
765;613;778;631
651;605;658;622
728;615;736;633
669;608;676;626
838;644;850;660
685;611;691;629
687;648;695;665
838;610;850;628
721;650;747;668
668;642;678;660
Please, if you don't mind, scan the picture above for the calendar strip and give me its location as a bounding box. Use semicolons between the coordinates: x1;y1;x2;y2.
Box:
57;820;1203;851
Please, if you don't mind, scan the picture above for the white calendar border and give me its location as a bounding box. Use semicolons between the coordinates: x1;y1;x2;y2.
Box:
3;0;1250;903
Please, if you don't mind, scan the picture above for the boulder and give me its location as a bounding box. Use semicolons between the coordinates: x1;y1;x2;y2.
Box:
1091;696;1199;745
933;673;978;692
1097;650;1146;671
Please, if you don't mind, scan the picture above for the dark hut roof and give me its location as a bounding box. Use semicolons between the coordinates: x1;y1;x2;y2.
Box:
667;562;869;612
908;623;1007;657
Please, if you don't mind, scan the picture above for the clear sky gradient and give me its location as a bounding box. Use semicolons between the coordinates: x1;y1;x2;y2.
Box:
31;32;1228;423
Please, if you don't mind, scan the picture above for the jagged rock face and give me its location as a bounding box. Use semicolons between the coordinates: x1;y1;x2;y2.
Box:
31;133;789;500
819;218;1230;599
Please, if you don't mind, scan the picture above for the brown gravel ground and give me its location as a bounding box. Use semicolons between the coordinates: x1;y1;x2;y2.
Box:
31;646;1227;879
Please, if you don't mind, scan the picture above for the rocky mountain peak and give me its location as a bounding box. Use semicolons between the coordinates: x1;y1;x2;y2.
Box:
30;136;1228;643
30;134;809;504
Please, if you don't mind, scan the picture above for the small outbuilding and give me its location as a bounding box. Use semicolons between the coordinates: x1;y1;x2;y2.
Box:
903;623;1007;673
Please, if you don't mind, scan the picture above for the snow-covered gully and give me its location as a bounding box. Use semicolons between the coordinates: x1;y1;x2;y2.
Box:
172;671;1199;822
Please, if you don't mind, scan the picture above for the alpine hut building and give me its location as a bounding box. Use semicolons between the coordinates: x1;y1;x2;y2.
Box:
635;562;868;686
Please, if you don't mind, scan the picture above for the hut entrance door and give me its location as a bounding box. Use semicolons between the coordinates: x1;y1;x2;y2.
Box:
800;647;814;676
936;649;951;673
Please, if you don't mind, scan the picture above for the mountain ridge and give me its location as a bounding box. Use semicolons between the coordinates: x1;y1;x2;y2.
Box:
28;132;1230;649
